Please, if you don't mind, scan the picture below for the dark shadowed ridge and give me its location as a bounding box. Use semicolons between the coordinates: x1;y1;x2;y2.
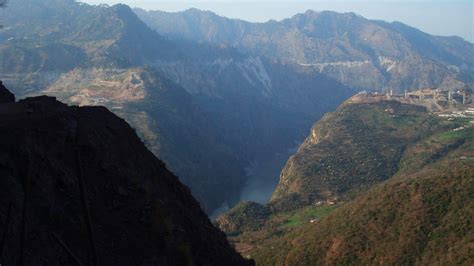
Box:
0;84;252;266
0;0;353;214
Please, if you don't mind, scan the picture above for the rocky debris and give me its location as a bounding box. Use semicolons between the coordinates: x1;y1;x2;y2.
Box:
0;81;15;103
0;87;252;266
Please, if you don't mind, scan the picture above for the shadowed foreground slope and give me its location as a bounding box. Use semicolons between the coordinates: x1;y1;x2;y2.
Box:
0;84;251;266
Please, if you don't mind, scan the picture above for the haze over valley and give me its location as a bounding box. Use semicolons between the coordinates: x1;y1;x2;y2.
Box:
0;0;472;265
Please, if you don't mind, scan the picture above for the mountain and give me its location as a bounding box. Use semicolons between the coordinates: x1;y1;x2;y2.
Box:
0;0;177;65
0;81;14;103
250;123;474;265
0;0;178;96
0;85;251;265
216;95;474;264
135;8;474;92
0;0;352;213
270;98;439;208
42;67;248;212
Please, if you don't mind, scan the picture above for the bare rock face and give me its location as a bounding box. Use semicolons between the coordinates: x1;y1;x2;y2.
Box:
0;88;252;265
0;81;15;103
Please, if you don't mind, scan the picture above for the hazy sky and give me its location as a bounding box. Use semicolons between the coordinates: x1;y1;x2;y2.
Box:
80;0;473;42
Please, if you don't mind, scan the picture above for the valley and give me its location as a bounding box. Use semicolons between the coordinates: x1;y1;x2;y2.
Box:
2;0;473;215
0;0;352;213
217;94;474;264
240;142;300;203
0;1;473;264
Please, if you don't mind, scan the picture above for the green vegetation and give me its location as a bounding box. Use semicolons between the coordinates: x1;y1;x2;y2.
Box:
280;205;337;228
435;128;474;142
217;202;271;236
271;100;442;209
216;201;342;257
251;135;474;265
217;99;474;265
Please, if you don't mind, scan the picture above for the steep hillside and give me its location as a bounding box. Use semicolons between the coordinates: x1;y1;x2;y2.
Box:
1;0;176;66
0;0;178;96
216;97;473;265
251;125;474;265
0;85;251;265
39;59;351;212
136;8;474;92
0;0;353;213
0;0;248;212
43;67;247;211
271;99;440;208
0;81;14;103
152;57;352;162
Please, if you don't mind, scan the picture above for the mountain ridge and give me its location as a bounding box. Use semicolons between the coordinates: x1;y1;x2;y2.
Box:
0;84;252;265
136;8;474;92
1;0;353;213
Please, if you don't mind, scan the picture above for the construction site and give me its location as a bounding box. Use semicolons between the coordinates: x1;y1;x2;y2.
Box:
350;87;474;119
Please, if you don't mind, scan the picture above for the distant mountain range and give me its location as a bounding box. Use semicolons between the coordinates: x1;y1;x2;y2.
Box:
135;8;474;92
0;0;351;213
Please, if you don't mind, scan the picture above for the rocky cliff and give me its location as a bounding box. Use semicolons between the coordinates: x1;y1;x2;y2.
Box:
0;85;251;265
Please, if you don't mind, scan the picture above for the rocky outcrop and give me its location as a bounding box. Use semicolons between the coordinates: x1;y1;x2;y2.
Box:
0;81;14;103
0;89;251;265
